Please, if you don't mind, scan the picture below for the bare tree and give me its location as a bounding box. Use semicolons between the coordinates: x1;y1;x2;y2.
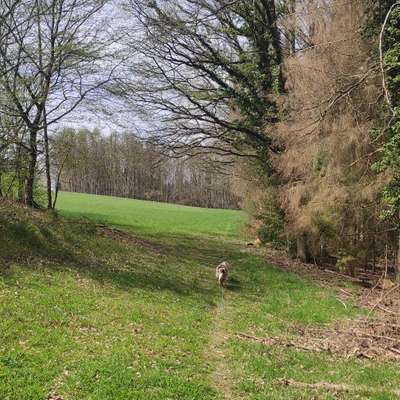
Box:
118;0;284;164
52;127;241;209
0;0;120;207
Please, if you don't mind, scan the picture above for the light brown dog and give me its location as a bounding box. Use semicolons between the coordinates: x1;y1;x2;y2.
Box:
216;261;230;287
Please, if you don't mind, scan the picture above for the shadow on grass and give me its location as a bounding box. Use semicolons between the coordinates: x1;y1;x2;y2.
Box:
226;276;242;292
0;213;224;304
128;229;244;267
80;263;217;306
59;210;243;263
0;215;79;264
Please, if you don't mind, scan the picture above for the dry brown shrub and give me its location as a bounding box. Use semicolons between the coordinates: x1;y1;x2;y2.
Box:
271;0;387;257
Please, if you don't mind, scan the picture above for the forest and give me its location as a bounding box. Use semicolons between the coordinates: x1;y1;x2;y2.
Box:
52;128;240;209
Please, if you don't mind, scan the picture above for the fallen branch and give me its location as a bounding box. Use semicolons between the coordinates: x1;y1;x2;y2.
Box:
389;347;400;355
336;297;347;309
358;332;400;343
277;378;400;396
367;283;399;316
358;321;400;330
323;269;362;283
377;305;399;315
338;288;353;297
324;329;400;344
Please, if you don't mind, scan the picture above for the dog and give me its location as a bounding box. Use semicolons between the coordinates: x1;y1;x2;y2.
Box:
216;261;230;287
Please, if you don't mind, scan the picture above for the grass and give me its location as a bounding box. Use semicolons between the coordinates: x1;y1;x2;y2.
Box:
56;191;246;238
0;192;399;399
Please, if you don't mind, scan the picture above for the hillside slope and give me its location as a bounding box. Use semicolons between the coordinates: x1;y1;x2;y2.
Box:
0;196;399;399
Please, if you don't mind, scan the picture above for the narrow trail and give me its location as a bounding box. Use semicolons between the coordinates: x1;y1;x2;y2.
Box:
207;288;236;400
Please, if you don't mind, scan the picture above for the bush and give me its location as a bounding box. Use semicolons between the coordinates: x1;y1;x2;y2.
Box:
256;202;285;247
0;172;46;206
336;255;357;277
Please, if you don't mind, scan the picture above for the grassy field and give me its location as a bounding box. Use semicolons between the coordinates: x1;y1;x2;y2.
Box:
56;191;245;238
0;192;399;399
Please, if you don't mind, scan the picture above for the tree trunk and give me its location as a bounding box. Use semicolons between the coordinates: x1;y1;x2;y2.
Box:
43;109;52;209
296;233;308;262
288;0;296;55
52;153;68;209
52;180;60;209
25;128;38;207
15;142;25;202
396;224;400;282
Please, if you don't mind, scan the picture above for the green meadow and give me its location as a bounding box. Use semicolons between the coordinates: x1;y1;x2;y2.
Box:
0;192;399;399
56;191;245;238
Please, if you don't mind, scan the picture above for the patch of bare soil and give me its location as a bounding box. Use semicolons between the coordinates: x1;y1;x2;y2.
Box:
265;252;376;288
238;313;400;361
277;378;400;397
47;393;64;400
301;314;400;360
239;252;400;361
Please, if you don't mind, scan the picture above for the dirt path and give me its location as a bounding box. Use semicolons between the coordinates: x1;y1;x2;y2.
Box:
207;289;236;400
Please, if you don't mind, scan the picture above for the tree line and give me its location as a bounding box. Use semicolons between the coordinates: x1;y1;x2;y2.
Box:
52;128;240;209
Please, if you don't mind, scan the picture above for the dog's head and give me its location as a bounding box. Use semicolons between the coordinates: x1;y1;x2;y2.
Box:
218;267;227;274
